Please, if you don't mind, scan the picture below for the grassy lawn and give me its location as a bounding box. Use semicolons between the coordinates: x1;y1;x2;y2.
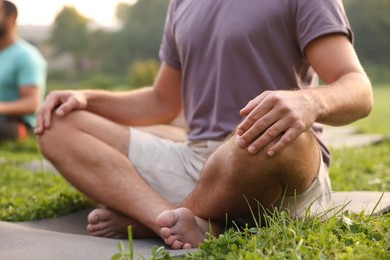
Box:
352;84;390;135
0;85;389;258
0;138;93;221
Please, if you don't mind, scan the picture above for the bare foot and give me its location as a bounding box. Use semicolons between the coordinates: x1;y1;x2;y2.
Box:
156;207;219;249
87;208;156;238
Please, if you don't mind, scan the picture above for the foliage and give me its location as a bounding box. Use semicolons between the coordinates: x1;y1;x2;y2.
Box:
48;0;169;75
345;0;390;68
86;28;119;73
352;85;390;135
112;226;173;260
330;140;390;192
46;74;130;93
0;138;93;221
0;165;92;221
111;210;390;259
128;59;159;88
45;0;390;80
49;6;90;72
112;226;134;260
93;0;170;74
115;0;169;63
0;137;42;161
364;64;390;84
185;211;390;259
81;74;124;89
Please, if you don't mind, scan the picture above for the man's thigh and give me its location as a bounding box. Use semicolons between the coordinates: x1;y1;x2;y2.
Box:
47;111;130;156
129;128;222;204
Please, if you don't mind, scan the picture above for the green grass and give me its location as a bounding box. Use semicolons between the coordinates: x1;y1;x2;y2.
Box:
352;84;390;135
0;137;42;161
330;141;390;191
0;166;92;221
185;212;390;259
115;210;390;260
0;138;93;221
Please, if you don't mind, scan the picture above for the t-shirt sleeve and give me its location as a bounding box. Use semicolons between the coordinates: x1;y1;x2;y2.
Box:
17;51;46;89
159;0;181;69
296;0;353;54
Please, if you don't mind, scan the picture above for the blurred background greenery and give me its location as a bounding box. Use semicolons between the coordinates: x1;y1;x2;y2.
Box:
22;0;169;91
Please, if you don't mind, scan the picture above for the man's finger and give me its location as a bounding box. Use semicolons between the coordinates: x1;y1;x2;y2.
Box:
267;128;299;157
244;119;286;154
238;106;276;148
55;97;78;117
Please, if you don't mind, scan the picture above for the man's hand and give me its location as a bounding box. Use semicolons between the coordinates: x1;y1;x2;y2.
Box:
35;90;87;135
237;90;318;156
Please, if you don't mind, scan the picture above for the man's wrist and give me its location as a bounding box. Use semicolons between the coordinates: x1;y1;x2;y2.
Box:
305;88;329;123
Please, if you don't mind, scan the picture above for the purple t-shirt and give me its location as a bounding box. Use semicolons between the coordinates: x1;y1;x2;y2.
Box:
160;0;352;166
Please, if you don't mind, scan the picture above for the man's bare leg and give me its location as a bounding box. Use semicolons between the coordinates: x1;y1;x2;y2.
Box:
157;131;321;248
38;111;176;240
85;123;188;239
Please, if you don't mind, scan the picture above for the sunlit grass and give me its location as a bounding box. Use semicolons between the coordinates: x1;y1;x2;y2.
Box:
0;137;93;221
114;208;390;259
330;140;390;191
184;211;390;259
352;84;390;135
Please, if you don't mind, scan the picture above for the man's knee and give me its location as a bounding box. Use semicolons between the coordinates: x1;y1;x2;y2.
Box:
205;136;276;186
38;112;82;161
208;130;319;188
273;131;321;195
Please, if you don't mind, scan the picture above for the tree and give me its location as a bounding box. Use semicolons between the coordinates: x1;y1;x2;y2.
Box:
118;0;170;59
48;1;171;75
50;6;90;72
345;0;390;66
103;0;170;73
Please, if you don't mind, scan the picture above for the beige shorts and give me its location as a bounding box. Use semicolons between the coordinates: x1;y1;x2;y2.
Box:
129;128;222;204
128;128;332;218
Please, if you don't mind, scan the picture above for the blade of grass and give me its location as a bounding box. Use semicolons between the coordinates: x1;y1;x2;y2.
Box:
128;225;134;260
370;192;384;216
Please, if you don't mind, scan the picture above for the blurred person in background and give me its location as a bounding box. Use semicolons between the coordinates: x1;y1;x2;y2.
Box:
0;0;46;140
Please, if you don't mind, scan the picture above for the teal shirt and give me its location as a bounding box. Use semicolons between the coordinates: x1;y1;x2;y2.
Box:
0;39;47;128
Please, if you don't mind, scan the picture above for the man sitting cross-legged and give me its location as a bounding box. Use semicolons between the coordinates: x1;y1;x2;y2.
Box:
35;0;372;249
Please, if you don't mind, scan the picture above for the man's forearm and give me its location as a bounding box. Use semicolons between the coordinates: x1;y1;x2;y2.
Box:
310;71;373;126
82;88;180;126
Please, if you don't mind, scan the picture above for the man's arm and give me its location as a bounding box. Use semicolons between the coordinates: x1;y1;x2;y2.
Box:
83;63;183;125
35;63;182;134
304;34;372;125
237;34;373;156
0;86;40;116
